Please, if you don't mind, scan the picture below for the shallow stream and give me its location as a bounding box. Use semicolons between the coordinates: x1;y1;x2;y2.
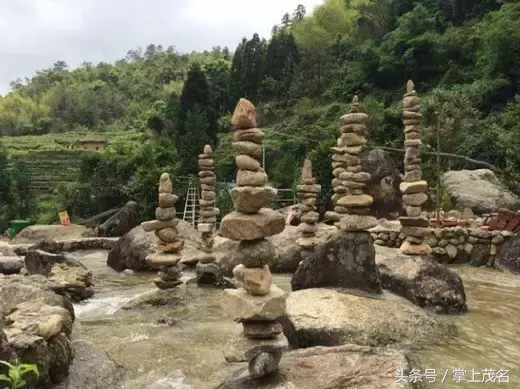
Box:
73;250;520;388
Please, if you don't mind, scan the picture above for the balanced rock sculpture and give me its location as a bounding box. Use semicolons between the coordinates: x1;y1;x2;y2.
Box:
196;144;221;284
220;98;288;379
327;96;377;231
297;159;321;250
399;80;432;255
141;173;184;289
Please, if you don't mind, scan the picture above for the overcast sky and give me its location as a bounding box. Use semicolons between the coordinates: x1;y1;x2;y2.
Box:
0;0;323;94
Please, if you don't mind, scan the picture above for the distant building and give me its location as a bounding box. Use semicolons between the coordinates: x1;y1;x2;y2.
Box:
55;139;107;151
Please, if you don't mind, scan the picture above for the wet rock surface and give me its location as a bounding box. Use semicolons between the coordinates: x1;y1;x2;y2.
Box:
376;246;467;314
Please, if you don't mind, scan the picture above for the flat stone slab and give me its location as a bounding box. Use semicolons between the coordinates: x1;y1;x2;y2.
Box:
224;334;288;363
218;345;415;389
281;288;454;349
292;233;382;295
399;216;430;228
339;215;377;231
219;209;285;241
224;286;286;322
145;253;182;266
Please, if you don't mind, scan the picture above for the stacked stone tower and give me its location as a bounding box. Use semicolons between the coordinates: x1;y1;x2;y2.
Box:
399;80;432;255
330;96;377;231
220;98;288;379
196;144;221;283
141;173;184;289
297;159;321;250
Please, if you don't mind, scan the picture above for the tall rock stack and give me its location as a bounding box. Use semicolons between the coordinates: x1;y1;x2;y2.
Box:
141;173;184;289
220;98;288;379
297;159;321;250
196;144;221;283
399;80;432;255
334;96;377;232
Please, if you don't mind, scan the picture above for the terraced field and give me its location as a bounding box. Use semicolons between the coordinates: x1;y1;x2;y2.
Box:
3;130;146;194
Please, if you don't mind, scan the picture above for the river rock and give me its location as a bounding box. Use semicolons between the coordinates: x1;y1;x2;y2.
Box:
141;219;179;232
233;264;273;296
237;169;268;187
400;241;432;255
339;215;377;231
232;98;256;129
224;335;288;364
340;133;366;146
399;180;428;195
496;233;520;273
231;187;277;213
340;112;368;125
107;226;154;271
154;227;178;243
233;142;262;159
233;128;265;143
236;155;261;171
281;288;453;349
403;193;428;206
292;233;382;294
219;209;285;241
224;286;286;322
469;244;490;267
0;257;24;275
155;207;175;221
243;321;283;339
232;239;276;268
336;194;373;208
376;246;467;314
399;216;430;228
97;201;139;237
218;344;414;389
248;351;282;379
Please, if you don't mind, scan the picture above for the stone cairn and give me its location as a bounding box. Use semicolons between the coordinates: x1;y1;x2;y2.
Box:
399;80;432;255
326;96;377;232
297;159;321;252
195;144;221;284
219;98;288;379
141;173;184;289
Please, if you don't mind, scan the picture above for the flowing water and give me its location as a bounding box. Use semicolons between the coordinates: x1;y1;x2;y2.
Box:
419;266;520;388
73;250;520;389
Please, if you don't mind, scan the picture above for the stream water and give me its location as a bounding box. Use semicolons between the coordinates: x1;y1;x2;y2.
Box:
73;250;520;389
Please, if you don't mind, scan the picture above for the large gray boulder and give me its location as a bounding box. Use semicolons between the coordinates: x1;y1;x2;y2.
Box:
292;233;382;294
97;201;140;237
497;233;520;274
281;288;453;349
107;226;155;272
442;169;520;214
11;224;95;244
25;249;93;302
218;344;414;389
376;246;467;314
362;148;403;219
55;340;125;389
0;329;16;375
108;221;201;272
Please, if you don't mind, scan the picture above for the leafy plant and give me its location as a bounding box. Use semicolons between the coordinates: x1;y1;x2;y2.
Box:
0;360;39;389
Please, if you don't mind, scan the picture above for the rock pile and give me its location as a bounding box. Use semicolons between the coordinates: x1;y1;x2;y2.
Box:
196;144;221;284
399;80;431;255
141;173;184;289
296;159;321;251
220;98;288;379
325;96;377;231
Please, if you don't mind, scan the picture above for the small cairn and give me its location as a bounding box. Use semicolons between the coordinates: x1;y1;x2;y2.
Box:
399;80;432;255
330;96;377;231
141;173;184;289
220;98;288;379
297;159;321;251
196;144;221;284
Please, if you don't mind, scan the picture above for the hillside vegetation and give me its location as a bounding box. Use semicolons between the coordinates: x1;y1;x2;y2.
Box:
2;0;520;229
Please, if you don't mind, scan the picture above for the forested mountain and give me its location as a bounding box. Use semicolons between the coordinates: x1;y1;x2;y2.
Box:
2;0;520;227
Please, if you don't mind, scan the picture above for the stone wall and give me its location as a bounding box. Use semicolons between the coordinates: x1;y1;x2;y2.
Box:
371;226;512;267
